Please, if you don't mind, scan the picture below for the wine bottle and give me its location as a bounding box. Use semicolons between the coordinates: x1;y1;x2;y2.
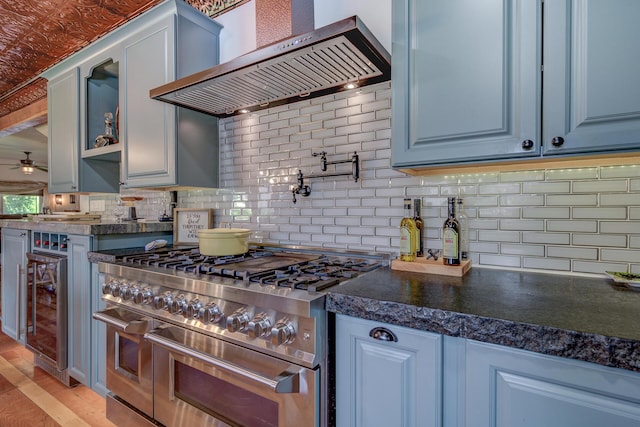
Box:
442;197;460;265
413;198;424;257
456;197;469;260
400;198;417;262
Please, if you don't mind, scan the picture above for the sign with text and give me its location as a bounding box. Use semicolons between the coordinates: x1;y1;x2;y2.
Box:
173;208;214;245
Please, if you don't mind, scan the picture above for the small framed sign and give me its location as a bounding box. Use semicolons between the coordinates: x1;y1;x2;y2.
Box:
173;208;214;245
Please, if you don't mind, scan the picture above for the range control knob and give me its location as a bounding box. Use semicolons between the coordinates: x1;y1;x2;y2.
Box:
248;314;272;339
199;303;223;324
102;280;118;295
183;299;203;319
133;287;154;305
170;294;187;314
153;292;173;310
110;281;126;297
271;321;296;346
121;285;136;300
226;309;251;333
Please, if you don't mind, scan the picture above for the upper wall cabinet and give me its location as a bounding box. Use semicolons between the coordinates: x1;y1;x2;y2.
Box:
542;1;640;156
391;0;640;169
42;0;222;192
120;8;221;189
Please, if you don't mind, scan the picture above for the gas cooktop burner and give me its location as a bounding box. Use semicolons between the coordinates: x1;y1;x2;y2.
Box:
116;247;384;292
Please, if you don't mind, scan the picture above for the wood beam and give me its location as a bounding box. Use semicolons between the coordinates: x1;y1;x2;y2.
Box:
0;97;47;137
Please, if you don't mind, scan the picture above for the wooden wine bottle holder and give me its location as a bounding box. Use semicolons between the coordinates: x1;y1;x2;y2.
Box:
391;257;472;277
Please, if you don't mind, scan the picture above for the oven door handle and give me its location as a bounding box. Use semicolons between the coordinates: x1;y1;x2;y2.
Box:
92;308;149;335
144;328;300;393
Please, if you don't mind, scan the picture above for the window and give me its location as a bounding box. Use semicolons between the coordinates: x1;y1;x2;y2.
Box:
2;195;41;214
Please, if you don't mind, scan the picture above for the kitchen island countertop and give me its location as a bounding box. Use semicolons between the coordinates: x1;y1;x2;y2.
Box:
0;219;172;235
326;266;640;372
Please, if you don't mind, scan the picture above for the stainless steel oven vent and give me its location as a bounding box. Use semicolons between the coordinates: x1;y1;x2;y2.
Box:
150;16;390;117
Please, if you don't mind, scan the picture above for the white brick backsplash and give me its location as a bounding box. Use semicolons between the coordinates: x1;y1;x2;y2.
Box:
601;194;640;206
500;170;545;182
500;219;544;231
547;246;598;260
601;249;640;263
600;221;640;233
523;257;570;271
573;180;627;193
478;230;520;242
478;207;521;218
522;207;570;219
546;194;597;206
522;181;570;194
600;165;640;178
573;234;627;247
501;243;545;256
522;232;570;245
547;220;597;233
80;81;638;276
545;167;598;180
572;207;627;219
478;183;521;194
480;254;522;268
500;195;545;206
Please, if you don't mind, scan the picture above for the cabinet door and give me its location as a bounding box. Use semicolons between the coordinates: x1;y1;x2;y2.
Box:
335;314;442;427
1;229;29;342
392;0;541;167
121;17;178;188
67;234;93;386
465;340;640;427
90;265;109;396
48;68;80;193
543;0;640;156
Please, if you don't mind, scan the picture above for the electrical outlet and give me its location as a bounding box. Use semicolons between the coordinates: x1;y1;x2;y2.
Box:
90;200;106;212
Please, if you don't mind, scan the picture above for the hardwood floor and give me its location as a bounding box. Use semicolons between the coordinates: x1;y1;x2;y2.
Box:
0;329;116;427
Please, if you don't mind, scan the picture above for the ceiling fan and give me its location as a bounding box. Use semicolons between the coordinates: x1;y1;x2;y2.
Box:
0;151;48;175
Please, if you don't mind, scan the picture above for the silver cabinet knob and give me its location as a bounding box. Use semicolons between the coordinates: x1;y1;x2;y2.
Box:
271;321;296;346
248;313;272;339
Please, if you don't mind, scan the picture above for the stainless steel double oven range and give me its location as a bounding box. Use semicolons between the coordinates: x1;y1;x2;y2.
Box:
93;243;387;427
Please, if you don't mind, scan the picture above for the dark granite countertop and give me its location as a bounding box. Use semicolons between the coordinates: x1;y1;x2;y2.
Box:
326;266;640;372
0;219;172;235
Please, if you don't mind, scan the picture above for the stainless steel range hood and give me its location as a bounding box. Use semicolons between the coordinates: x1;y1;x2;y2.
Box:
150;16;390;117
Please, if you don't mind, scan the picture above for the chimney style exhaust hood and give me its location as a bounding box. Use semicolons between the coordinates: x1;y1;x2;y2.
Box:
150;16;390;117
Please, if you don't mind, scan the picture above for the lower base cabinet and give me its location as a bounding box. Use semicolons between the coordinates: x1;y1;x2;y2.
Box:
335;315;640;427
464;340;640;427
335;314;442;427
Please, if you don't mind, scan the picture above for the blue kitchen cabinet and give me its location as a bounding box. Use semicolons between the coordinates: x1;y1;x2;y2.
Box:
67;234;93;386
335;314;442;427
42;0;222;192
47;69;81;193
392;0;640;169
120;1;221;189
542;0;640;156
464;340;640;427
391;0;542;167
0;228;30;343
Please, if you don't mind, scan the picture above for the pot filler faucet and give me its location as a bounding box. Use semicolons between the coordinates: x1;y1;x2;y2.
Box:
291;151;360;203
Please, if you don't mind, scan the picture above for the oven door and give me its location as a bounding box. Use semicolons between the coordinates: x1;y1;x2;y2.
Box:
93;307;154;418
145;325;321;427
